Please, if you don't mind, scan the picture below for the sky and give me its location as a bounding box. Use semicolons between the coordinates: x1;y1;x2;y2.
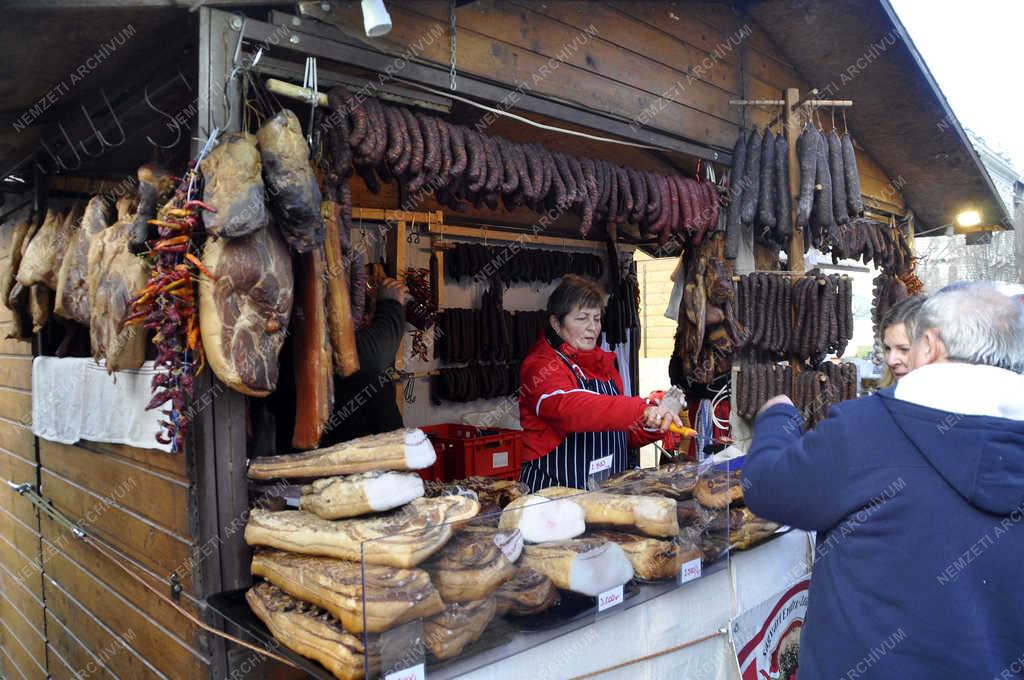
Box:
889;0;1024;174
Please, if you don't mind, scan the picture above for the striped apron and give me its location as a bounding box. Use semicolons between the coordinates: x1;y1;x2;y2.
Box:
519;348;629;492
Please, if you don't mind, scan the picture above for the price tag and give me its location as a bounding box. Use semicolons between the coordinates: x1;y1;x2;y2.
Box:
597;584;624;612
588;455;614;476
491;450;509;469
386;663;425;680
679;557;702;584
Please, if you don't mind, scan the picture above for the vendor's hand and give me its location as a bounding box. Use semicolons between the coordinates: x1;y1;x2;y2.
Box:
378;278;410;305
757;394;794;417
642;405;683;432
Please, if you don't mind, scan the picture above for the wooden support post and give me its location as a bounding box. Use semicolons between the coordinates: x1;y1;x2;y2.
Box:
192;9;244;679
434;246;446;308
783;88;805;273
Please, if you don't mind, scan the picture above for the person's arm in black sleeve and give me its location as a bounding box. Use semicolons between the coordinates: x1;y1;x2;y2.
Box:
354;278;410;375
355;299;405;374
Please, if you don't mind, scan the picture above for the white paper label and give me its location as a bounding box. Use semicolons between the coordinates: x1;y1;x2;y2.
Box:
597;584;624;612
589;455;614;476
679;557;702;584
386;663;425;680
491;450;509;469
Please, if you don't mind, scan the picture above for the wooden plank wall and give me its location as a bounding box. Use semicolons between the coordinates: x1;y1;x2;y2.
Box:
39;438;209;680
0;206;46;680
0;205;211;679
330;0;905;214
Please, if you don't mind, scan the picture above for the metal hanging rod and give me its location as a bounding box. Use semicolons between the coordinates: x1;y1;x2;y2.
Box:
730;87;853;108
729;98;854;107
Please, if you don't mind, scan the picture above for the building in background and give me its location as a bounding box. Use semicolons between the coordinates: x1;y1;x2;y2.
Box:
915;131;1023;289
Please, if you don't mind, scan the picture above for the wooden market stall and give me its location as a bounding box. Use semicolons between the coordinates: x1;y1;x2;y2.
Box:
0;2;1009;680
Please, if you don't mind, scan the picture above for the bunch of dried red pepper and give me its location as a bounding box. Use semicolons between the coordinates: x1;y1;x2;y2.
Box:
124;164;217;452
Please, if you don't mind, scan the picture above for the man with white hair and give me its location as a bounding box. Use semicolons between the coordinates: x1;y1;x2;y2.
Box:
744;282;1024;679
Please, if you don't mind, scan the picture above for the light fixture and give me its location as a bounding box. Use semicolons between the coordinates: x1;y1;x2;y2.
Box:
955;209;981;228
361;0;392;37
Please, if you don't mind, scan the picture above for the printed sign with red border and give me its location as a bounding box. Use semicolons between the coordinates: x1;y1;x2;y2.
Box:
733;578;810;680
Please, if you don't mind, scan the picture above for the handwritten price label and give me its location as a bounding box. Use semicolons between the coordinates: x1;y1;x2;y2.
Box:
679;558;702;584
385;664;425;680
589;455;614;476
597;585;624;612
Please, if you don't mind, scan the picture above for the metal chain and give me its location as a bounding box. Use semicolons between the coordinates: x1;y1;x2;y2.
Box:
449;0;458;91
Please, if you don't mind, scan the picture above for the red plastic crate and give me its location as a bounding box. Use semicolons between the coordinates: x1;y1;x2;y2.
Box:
421;424;522;482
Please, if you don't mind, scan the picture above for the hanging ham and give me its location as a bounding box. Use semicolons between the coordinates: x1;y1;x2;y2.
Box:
198;222;293;396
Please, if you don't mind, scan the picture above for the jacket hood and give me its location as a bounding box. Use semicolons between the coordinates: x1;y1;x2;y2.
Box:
878;363;1024;515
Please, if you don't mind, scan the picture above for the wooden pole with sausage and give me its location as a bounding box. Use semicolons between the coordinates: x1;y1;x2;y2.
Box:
783;88;805;274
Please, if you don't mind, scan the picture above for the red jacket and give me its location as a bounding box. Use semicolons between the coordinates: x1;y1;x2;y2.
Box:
518;335;662;461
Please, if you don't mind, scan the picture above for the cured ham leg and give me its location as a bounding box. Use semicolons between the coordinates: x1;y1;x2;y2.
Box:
588;530;699;582
519;538;634;597
424;598;497;661
55;195;115;322
201;132;268;238
537;487;679;538
198;223;293;396
493;567;560;616
87;201;148;371
600;463;700;500
257;109;324;253
299;471;424;520
244;496;480;568
422;527;521;603
246;582;379;680
250;550;444;633
19;206;82;289
3;215;36;339
248;428;436;479
497;494;585;543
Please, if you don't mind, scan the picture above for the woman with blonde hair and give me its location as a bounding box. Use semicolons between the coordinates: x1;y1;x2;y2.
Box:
877;295;927;387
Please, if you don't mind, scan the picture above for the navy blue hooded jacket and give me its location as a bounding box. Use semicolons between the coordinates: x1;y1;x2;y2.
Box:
745;362;1024;680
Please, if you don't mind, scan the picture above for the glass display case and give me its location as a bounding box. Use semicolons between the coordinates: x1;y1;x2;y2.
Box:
247;467;730;677
229;457;789;679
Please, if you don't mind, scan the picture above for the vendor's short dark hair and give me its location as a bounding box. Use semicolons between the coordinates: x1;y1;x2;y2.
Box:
547;274;606;322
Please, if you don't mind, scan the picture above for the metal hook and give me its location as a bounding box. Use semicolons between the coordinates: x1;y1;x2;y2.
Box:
232;14;247;67
77;110;107;158
143;85;183;150
219;17;248;133
38;124;83;172
303;56;319;148
95;89;126;147
842;109;849;136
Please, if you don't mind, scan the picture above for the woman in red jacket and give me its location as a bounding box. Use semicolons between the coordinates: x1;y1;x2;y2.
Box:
518;275;681;491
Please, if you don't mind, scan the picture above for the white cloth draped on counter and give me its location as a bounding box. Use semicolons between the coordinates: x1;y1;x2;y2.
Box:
31;356;173;453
